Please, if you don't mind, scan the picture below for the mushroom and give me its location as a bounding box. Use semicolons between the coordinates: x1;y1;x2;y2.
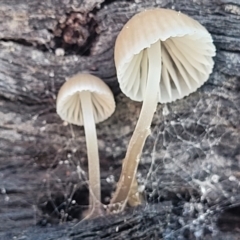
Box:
110;8;216;210
56;73;115;218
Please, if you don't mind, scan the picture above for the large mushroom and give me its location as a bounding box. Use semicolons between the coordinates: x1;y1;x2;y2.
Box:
56;73;115;218
110;8;216;211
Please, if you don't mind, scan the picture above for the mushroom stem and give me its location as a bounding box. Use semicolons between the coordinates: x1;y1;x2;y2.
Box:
110;41;162;210
80;91;102;217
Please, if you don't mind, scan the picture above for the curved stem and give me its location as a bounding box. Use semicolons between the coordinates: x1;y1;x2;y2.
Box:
80;91;102;218
110;41;162;210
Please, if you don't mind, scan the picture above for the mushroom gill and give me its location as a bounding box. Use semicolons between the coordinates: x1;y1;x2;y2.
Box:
119;35;215;103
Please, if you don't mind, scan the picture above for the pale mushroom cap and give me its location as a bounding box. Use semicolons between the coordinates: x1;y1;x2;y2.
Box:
56;73;116;125
114;8;216;103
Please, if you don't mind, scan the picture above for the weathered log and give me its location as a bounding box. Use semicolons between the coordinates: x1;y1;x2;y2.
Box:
1;0;240;239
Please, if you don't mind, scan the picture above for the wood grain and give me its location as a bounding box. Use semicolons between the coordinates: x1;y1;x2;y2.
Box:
1;0;240;239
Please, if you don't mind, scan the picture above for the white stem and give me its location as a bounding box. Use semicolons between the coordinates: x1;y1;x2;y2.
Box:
80;91;102;217
110;41;162;210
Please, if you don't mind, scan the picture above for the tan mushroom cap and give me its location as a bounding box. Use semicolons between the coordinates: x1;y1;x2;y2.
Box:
115;8;216;103
57;73;115;125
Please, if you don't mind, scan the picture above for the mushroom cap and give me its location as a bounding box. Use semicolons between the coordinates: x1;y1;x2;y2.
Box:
114;8;216;103
56;73;115;125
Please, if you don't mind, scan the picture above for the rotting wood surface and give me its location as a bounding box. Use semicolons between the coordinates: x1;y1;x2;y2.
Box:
1;0;240;239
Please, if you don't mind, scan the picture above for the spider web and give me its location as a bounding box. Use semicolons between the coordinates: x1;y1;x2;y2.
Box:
136;70;240;237
33;69;240;237
1;69;240;239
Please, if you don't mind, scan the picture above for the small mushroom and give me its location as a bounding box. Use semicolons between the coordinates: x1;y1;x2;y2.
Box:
56;73;115;218
110;8;216;210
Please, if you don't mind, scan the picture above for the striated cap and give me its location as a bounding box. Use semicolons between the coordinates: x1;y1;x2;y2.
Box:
114;8;216;103
56;73;115;125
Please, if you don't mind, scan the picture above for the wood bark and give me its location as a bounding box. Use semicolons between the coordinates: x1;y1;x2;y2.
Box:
1;0;240;239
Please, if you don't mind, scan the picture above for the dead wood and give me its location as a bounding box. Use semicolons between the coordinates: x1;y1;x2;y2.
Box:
1;0;240;239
